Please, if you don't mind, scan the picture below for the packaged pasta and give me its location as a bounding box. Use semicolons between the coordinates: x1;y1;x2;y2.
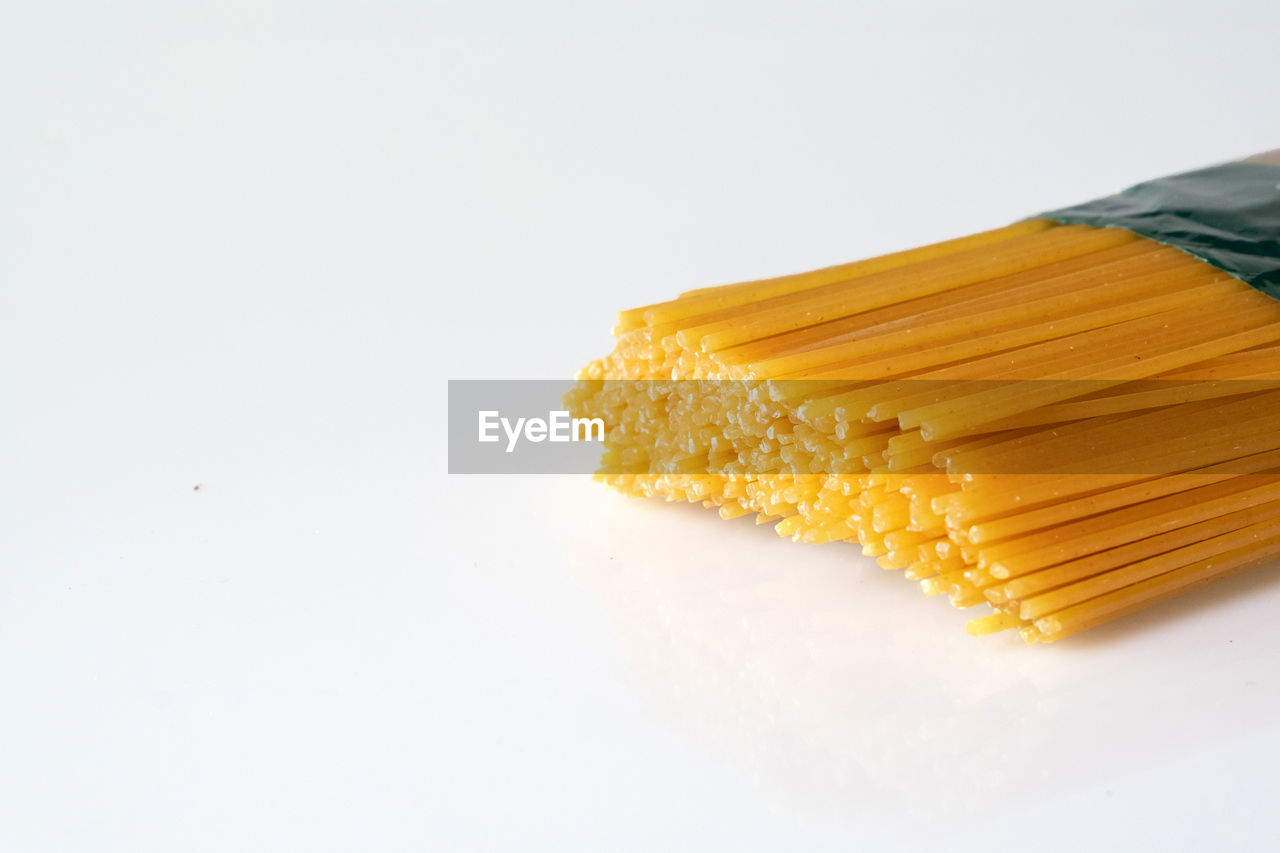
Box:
567;151;1280;642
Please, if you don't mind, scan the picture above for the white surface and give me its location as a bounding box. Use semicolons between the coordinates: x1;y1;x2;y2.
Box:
5;2;1280;850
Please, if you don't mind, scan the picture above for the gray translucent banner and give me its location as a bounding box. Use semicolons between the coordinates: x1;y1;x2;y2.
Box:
448;379;1280;476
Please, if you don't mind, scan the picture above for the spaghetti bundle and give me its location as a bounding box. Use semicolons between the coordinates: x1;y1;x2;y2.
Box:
567;156;1280;642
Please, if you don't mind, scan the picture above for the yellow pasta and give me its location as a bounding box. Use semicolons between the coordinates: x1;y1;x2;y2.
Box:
567;209;1280;643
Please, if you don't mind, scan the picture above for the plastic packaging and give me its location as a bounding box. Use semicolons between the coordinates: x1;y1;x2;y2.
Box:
1043;152;1280;299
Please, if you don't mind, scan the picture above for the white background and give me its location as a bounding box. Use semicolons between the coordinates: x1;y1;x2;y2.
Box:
5;2;1280;850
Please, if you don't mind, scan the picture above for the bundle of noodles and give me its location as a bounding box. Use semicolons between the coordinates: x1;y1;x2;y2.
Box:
565;155;1280;643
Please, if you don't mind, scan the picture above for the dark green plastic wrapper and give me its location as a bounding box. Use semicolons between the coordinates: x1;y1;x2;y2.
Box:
1042;152;1280;300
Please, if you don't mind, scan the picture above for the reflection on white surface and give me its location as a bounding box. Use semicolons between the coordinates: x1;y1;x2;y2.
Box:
556;478;1280;821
